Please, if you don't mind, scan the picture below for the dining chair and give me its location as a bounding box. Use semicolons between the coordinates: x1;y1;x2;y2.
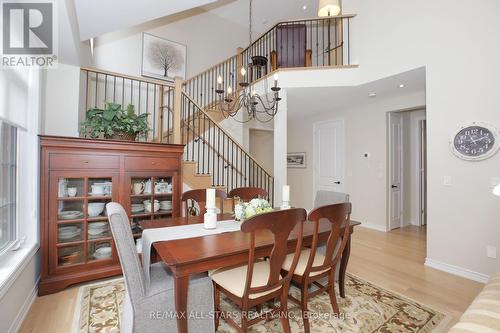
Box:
181;188;227;217
106;202;215;333
210;208;307;333
228;187;268;210
281;203;352;333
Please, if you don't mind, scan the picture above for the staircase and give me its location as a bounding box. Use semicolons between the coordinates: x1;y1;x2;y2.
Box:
80;15;356;207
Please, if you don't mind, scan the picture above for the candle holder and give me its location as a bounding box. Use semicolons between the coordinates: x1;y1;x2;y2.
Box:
204;207;217;229
280;201;291;210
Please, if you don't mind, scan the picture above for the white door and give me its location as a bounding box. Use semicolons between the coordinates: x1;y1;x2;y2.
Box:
313;120;345;196
389;113;403;230
419;119;427;226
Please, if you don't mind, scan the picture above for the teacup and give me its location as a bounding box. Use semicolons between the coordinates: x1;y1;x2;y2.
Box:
67;187;77;197
90;184;105;196
132;182;144;195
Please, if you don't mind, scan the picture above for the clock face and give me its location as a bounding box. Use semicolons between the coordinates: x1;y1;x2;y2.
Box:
453;125;496;159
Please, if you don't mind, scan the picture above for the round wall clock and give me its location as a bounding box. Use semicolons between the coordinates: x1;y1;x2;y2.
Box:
450;122;500;161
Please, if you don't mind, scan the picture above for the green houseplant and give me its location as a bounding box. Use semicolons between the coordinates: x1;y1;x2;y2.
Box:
81;103;150;141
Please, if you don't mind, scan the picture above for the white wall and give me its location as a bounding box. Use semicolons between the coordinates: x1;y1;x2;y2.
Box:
41;64;81;137
91;8;248;79
249;129;274;174
282;0;500;280
287;91;425;227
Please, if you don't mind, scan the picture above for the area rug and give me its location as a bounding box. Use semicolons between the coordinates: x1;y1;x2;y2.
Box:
73;274;451;332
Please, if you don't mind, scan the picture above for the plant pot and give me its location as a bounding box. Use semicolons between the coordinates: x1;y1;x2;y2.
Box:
106;132;137;141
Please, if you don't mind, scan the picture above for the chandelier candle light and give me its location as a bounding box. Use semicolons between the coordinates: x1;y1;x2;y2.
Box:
215;70;281;123
204;188;217;229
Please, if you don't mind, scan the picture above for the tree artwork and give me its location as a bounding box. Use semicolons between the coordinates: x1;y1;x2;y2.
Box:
147;40;182;78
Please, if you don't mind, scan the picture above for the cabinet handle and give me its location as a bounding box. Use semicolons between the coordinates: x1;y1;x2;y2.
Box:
83;161;89;164
151;162;156;165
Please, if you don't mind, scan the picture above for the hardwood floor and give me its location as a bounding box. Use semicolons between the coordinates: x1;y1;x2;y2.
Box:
20;225;483;332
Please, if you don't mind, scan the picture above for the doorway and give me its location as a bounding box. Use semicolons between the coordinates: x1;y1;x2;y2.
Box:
313;119;345;197
388;109;427;230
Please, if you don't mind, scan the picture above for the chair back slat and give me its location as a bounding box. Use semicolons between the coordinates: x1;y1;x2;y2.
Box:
240;208;306;298
181;189;227;216
306;203;352;274
228;187;268;201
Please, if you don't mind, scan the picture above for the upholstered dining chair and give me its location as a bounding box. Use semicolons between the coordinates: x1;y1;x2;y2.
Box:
106;202;215;333
181;188;227;217
281;203;352;333
314;190;350;209
210;208;307;333
228;187;268;210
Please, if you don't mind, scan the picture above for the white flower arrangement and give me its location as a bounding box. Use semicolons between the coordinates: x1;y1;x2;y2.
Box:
234;198;273;221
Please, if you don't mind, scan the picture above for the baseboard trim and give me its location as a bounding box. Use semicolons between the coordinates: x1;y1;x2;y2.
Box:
8;277;39;333
359;222;387;232
425;258;489;284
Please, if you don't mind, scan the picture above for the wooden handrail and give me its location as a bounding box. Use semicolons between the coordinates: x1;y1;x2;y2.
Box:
181;92;273;176
81;66;176;87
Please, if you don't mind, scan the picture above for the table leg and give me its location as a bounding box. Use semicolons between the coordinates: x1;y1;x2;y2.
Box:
339;235;351;298
174;275;189;333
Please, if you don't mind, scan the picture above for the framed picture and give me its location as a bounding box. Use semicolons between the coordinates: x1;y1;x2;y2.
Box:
141;33;186;82
287;152;306;168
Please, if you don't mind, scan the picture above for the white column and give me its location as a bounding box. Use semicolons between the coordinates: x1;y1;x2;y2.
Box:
273;89;287;207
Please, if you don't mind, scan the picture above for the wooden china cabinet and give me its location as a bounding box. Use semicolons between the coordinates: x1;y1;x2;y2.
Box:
39;136;184;295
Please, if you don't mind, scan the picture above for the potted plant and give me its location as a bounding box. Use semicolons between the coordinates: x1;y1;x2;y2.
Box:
80;103;150;141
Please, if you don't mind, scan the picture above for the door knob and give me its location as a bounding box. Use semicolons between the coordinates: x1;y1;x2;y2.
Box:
334;181;341;184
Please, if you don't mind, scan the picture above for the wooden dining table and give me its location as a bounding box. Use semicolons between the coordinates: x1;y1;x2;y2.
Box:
140;213;361;333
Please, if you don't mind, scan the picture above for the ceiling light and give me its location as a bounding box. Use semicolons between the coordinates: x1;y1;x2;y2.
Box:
368;92;377;98
399;83;405;88
303;5;307;10
318;0;341;17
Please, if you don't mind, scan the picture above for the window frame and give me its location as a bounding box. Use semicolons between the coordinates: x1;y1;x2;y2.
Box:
0;122;19;257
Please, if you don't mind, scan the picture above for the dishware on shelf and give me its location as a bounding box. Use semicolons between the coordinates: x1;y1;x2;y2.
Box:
58;210;84;220
131;203;145;213
88;222;109;236
93;246;112;260
67;187;77;197
144;199;159;213
58;226;81;240
132;182;145;195
102;182;112;195
143;179;152;194
88;202;105;217
159;200;172;211
154;180;170;193
90;184;105;196
58;179;68;197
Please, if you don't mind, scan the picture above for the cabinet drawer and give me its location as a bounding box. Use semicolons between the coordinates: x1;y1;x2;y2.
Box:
49;154;119;170
125;156;178;171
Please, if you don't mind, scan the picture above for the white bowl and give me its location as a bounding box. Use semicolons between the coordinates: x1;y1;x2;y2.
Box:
88;203;105;217
95;246;112;255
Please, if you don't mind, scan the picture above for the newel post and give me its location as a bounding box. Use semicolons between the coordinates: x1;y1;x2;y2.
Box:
236;47;244;88
173;77;183;144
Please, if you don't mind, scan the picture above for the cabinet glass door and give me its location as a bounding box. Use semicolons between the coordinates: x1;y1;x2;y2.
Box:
50;173;117;271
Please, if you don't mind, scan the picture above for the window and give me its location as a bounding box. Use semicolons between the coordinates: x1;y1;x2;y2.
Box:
0;121;17;253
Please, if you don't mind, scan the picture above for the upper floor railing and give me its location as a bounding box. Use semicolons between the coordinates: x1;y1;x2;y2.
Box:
80;67;175;143
183;14;355;112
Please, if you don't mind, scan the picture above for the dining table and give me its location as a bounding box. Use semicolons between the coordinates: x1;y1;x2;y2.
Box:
140;213;361;333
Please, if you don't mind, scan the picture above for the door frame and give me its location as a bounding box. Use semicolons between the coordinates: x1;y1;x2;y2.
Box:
387;112;404;230
415;116;427;226
312;118;346;206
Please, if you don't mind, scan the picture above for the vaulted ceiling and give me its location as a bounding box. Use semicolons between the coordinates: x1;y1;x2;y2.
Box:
73;0;325;41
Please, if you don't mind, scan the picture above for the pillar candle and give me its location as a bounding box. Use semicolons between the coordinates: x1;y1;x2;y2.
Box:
282;185;290;202
206;188;216;209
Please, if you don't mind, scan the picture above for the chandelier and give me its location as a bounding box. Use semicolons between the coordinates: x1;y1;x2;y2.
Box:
213;0;281;123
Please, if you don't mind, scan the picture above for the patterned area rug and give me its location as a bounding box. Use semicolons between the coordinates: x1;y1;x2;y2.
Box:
73;274;450;332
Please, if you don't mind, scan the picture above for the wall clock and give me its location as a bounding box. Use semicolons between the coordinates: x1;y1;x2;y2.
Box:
450;122;500;161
